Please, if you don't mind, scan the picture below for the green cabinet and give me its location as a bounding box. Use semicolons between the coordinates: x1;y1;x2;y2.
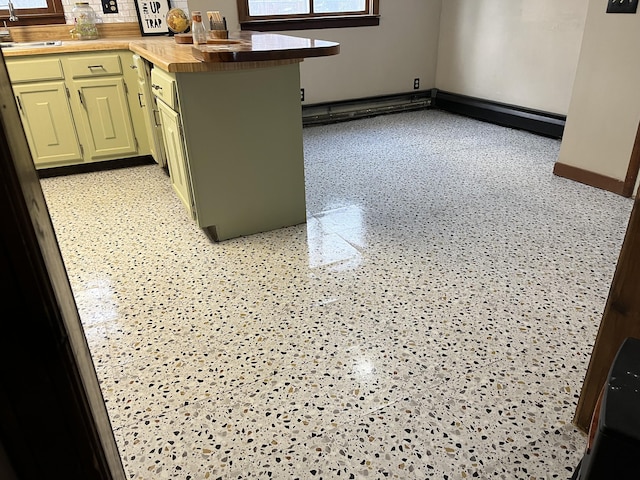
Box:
6;51;150;169
13;80;83;167
74;77;137;160
151;66;193;217
132;54;165;167
157;99;192;217
7;56;83;168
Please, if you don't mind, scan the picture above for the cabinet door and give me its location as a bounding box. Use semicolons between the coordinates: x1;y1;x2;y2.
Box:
13;81;83;167
132;55;166;167
74;77;137;161
157;99;193;217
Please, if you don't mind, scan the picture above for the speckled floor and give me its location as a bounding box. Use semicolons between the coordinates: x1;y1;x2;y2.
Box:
40;110;633;479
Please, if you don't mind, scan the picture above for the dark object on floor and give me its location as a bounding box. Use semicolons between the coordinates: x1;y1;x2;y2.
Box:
572;337;640;479
570;460;581;480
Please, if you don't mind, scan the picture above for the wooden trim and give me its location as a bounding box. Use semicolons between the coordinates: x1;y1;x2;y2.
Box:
0;13;65;26
622;122;640;197
585;385;605;453
240;15;379;31
574;194;640;432
237;0;379;31
237;0;248;21
433;90;566;139
553;162;627;196
0;54;125;477
0;0;63;15
0;0;65;26
238;0;378;19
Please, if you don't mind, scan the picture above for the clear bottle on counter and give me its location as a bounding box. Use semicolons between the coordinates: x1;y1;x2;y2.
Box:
71;2;99;40
191;10;207;45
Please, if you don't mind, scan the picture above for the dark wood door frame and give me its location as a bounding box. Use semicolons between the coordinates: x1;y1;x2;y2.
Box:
0;52;125;478
622;122;640;197
574;192;640;431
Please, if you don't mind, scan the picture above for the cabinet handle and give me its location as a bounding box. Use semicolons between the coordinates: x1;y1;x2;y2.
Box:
130;64;138;69
15;96;22;113
151;84;162;91
78;90;85;107
87;64;104;70
138;92;145;108
153;109;161;128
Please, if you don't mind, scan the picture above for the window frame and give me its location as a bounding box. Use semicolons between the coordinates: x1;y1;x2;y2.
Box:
237;0;379;31
0;0;65;26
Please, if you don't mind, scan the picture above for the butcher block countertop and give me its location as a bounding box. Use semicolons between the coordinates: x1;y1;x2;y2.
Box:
189;32;339;64
1;24;340;73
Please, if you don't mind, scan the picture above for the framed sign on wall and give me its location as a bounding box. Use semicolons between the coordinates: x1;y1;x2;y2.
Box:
134;0;170;35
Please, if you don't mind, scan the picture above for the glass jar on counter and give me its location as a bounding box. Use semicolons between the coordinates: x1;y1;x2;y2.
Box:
71;2;99;40
191;10;207;45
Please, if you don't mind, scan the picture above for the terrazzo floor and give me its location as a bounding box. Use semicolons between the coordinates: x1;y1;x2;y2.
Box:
39;109;634;479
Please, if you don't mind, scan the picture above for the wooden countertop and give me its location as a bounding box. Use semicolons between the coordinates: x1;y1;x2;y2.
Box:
190;32;340;64
1;31;340;73
1;38;134;56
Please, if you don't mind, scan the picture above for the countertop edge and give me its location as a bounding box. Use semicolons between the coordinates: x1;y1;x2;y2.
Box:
1;39;134;56
128;42;304;73
2;36;338;73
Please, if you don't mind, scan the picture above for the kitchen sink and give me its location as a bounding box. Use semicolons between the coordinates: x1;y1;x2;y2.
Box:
1;41;63;49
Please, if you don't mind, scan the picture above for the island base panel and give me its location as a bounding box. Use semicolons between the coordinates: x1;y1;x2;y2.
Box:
174;62;307;242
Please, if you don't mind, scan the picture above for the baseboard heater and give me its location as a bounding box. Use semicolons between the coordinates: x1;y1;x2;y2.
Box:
302;91;432;126
433;90;566;139
301;89;565;139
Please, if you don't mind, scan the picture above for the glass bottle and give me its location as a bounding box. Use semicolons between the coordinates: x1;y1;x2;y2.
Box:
191;10;207;45
71;2;99;40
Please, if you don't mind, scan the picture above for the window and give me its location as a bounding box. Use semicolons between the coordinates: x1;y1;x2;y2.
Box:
0;0;65;26
237;0;379;31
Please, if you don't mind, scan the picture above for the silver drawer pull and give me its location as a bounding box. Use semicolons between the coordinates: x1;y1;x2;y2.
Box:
152;84;162;91
87;64;105;69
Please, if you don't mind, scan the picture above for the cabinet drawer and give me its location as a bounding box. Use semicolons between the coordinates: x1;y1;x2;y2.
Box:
66;54;122;78
150;67;177;110
6;58;64;83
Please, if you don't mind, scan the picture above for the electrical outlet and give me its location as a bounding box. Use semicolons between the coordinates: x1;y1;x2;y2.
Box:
413;78;420;90
102;0;118;14
607;0;638;14
301;88;305;101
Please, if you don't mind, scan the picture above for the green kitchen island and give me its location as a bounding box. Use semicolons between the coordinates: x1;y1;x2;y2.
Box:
130;33;340;241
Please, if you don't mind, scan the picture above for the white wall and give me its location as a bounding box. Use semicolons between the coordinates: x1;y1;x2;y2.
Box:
556;0;640;182
187;0;443;104
435;0;588;115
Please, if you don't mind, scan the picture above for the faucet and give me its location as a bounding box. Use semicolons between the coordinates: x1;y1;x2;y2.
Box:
0;1;16;42
7;1;17;22
1;1;18;22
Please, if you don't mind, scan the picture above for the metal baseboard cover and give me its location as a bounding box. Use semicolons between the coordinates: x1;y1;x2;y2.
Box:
433;90;566;139
302;91;432;126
